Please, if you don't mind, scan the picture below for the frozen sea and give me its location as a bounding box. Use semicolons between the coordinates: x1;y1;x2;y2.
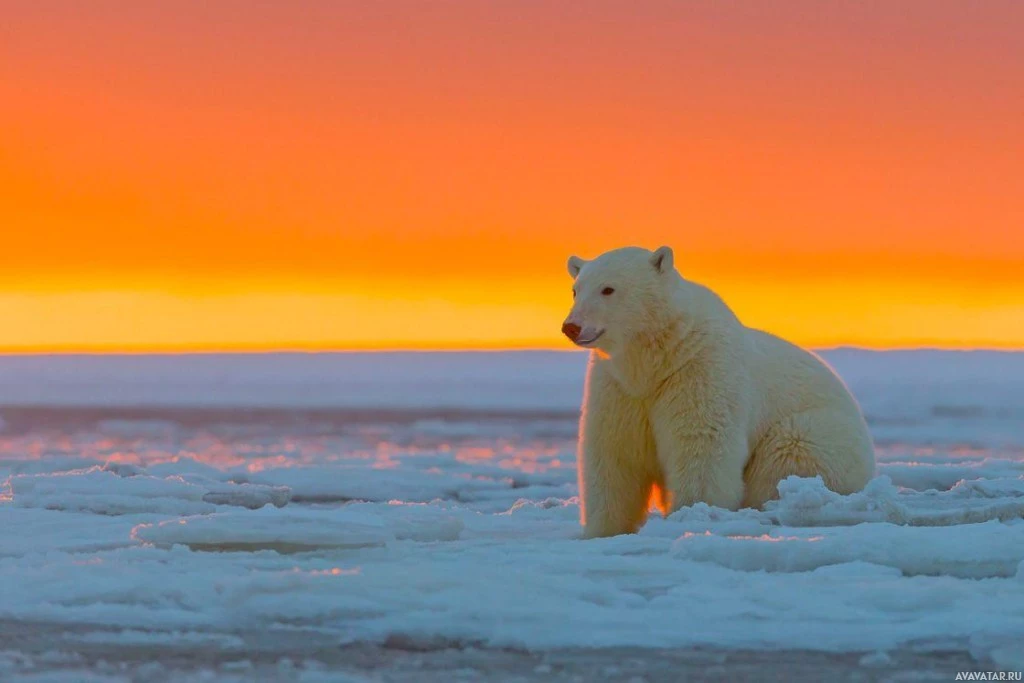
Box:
1;350;1023;682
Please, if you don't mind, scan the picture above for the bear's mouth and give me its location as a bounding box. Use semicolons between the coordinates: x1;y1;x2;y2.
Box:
575;329;605;347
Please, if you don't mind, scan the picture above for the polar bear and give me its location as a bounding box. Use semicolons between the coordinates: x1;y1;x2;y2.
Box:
563;246;875;538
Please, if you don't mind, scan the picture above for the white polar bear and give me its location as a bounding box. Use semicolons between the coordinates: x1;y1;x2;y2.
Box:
562;246;875;538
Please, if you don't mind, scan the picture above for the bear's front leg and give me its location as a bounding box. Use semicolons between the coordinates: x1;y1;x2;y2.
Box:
577;361;659;538
650;389;749;512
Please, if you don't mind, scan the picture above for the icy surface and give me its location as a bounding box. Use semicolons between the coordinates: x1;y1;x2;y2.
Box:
1;350;1023;667
7;464;290;515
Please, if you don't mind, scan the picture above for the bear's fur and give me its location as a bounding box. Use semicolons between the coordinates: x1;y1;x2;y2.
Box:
563;246;875;538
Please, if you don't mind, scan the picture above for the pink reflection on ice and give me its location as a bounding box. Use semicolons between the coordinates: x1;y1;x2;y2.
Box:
679;531;824;543
296;567;361;577
104;451;142;465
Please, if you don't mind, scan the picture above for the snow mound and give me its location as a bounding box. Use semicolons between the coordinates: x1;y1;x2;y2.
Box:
672;519;1024;578
880;458;1024;491
660;502;774;537
241;465;510;504
649;475;1024;536
5;465;290;516
769;475;1024;526
654;476;1024;578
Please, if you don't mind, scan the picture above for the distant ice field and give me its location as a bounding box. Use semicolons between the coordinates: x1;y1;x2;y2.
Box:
2;349;1023;447
1;350;1023;678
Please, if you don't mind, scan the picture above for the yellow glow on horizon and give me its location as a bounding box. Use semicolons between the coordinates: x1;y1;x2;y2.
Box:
2;271;1020;353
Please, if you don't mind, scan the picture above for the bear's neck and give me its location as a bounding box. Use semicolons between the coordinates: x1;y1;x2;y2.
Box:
601;281;735;398
601;319;697;398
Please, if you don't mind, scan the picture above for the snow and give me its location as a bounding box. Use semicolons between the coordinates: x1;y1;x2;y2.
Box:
132;504;464;550
6;464;290;515
1;349;1023;673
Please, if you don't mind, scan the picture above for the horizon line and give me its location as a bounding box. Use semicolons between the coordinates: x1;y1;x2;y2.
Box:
1;343;1022;357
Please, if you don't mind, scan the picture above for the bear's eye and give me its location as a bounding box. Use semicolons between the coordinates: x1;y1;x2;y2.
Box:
572;288;577;299
601;287;615;296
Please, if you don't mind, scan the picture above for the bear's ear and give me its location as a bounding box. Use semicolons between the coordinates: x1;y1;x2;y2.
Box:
650;246;674;273
567;255;587;278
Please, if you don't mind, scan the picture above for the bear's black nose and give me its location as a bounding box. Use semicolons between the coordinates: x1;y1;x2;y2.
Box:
562;322;581;342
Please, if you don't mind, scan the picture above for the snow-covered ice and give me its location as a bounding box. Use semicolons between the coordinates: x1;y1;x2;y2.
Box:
1;350;1023;678
8;464;290;516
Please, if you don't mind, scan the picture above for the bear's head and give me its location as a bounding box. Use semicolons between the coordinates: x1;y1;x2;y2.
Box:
562;246;675;354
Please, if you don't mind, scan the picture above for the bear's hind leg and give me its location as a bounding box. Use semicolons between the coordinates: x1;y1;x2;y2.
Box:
743;408;875;508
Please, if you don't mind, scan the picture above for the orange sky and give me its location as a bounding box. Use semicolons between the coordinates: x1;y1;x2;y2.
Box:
1;1;1022;351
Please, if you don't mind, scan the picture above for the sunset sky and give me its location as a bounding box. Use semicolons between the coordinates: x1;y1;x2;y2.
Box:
2;1;1022;351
